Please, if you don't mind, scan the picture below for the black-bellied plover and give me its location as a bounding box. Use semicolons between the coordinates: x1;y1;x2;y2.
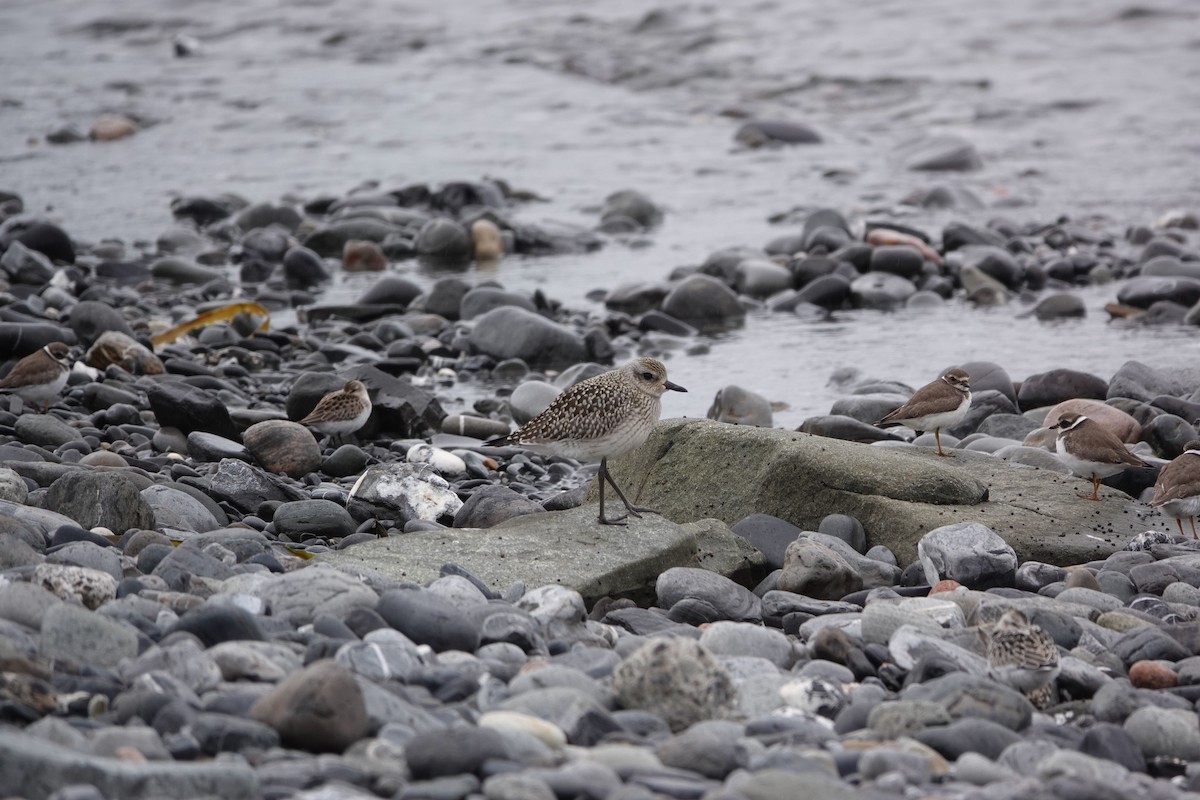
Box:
1049;412;1145;500
986;608;1060;709
0;342;72;413
299;379;372;442
876;367;971;456
490;357;686;525
1150;440;1200;538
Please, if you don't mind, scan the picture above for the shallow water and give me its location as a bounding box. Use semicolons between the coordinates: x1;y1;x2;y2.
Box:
2;0;1199;424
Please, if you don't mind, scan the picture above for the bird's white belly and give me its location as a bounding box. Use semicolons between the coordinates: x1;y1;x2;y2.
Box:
17;370;67;404
900;394;970;432
557;415;655;463
1055;439;1128;479
1159;496;1200;520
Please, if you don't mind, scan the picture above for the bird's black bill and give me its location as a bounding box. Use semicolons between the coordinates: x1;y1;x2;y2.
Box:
665;381;687;393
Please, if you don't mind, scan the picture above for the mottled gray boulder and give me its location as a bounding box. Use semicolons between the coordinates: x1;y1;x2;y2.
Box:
45;471;153;533
601;418;1151;565
612;638;734;732
468;306;586;368
253;567;379;626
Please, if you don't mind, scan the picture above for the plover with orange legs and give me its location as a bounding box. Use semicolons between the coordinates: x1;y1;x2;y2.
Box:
1049;412;1145;501
876;367;971;457
299;379;372;443
490;357;686;525
1150;440;1200;538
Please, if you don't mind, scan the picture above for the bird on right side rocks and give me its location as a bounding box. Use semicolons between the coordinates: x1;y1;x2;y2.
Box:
1048;412;1146;501
1149;440;1200;538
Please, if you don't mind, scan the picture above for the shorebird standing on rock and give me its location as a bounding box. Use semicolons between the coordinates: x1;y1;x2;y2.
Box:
1049;412;1145;501
986;608;1060;709
876;367;971;457
489;357;687;525
299;379;372;444
0;342;72;413
1149;440;1200;538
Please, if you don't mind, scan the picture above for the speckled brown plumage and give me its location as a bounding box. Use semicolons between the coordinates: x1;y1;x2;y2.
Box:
492;357;686;524
987;609;1060;709
299;379;372;438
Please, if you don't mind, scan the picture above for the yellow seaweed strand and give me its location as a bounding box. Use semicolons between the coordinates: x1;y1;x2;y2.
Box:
150;301;271;347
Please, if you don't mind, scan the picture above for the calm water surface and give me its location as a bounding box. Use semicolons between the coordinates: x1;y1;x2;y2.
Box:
2;0;1198;424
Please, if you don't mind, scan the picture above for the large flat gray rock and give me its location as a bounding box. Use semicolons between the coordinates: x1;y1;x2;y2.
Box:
317;507;762;603
0;729;257;800
593;418;1152;566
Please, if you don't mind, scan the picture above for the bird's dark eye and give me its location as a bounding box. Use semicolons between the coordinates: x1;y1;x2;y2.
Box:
642;372;654;380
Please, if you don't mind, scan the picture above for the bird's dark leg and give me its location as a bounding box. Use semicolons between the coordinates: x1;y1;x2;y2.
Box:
597;456;660;525
1177;519;1185;537
1190;517;1197;540
597;457;628;525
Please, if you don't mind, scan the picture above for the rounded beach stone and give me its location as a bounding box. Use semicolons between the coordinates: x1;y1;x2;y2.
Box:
468;307;586;368
655;719;744;779
1128;660;1177;690
655;567;762;623
660;274;745;330
282;245;329;287
1017;369;1108;410
454;485;543;528
357;274;421;306
272;499;356;539
698;621;793;668
734;119;822;147
242;419;322;477
460;287;535;321
405;726;510;779
377;587;481;652
707;385;772;427
249;659;369;753
1123;706;1200;761
416;218;472;263
45;471;153;533
777;539;863;600
611;638;735;733
1043;399;1140;442
918;522;1016;589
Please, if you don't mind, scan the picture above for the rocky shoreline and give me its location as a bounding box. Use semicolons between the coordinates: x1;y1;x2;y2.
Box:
2;183;1200;800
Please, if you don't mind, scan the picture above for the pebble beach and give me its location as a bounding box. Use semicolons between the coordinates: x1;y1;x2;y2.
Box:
4;1;1200;800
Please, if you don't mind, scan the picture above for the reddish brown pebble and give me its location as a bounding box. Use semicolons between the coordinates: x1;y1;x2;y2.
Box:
930;579;962;594
342;239;387;271
1129;659;1177;690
